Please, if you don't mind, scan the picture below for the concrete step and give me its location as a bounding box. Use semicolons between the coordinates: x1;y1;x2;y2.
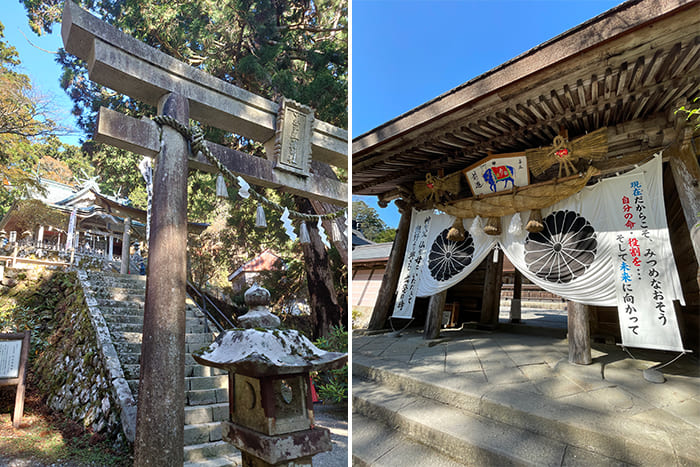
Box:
352;413;467;467
184;441;240;464
353;358;698;466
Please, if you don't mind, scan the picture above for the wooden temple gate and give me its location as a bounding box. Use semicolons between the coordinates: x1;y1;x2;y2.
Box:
61;3;347;464
354;0;699;360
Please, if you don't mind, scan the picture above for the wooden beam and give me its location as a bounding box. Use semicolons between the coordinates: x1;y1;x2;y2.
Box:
95;108;347;206
61;2;347;166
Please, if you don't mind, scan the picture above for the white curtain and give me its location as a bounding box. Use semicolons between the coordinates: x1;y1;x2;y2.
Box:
391;155;686;351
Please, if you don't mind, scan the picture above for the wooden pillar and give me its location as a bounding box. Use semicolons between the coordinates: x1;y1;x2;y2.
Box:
567;301;592;365
134;93;188;466
120;218;131;274
510;269;522;323
108;234;114;261
367;200;412;330
668;128;700;290
479;247;504;329
424;289;447;339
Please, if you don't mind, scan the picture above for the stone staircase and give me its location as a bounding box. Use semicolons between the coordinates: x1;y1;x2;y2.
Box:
83;271;240;466
352;332;700;466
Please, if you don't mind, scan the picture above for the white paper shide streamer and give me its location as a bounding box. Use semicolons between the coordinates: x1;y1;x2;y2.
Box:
216;173;229;198
299;222;311;244
237;176;251;199
317;218;330;248
280;208;296;241
255;204;267;228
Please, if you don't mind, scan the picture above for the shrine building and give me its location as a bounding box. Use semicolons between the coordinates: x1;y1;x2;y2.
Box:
353;0;699;355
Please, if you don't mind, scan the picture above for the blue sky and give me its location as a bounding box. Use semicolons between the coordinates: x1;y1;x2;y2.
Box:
352;0;623;228
2;0;625;227
3;1;82;145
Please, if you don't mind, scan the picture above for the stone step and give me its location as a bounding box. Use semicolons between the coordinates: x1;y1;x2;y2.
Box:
106;321;209;335
352;413;467;467
185;403;229;425
110;331;215;345
127;371;227;396
113;338;217;357
183;457;241;467
124;363;225;381
187;375;228;391
353;359;699;466
353;378;627;467
184;441;240;464
102;313;208;327
187;388;229;406
99;306;203;319
184;421;224;446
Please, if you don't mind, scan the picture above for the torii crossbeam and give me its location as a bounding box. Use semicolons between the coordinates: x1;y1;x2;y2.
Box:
61;2;347;465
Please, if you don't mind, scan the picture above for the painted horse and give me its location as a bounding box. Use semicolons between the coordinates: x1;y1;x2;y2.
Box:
483;165;515;192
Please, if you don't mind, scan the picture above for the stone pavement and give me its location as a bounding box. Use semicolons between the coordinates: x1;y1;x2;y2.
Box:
353;328;700;466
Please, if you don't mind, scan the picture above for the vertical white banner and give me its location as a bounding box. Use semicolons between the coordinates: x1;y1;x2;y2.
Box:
66;207;77;250
607;158;685;352
392;210;433;319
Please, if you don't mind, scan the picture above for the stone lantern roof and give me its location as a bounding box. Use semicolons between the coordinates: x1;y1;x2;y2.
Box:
193;283;347;377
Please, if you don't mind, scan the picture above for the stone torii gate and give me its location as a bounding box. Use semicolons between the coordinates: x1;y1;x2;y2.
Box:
61;3;347;465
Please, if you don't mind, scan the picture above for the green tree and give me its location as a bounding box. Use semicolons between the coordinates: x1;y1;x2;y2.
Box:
0;20;60;214
352;200;394;242
22;0;348;338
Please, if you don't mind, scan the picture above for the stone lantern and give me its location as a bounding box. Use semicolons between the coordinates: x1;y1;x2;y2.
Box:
193;284;347;466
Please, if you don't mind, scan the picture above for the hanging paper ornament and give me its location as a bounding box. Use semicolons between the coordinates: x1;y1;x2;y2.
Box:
280;208;297;241
331;221;343;242
255;204;267;228
508;212;523;235
468;216;482;236
216;173;229;198
237;176;251;199
317;218;330;248
299;222;311;244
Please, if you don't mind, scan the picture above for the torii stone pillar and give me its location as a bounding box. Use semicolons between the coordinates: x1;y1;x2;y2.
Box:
120;217;131;274
134;93;188;465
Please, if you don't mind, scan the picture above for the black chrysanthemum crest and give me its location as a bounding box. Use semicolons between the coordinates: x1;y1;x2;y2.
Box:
428;229;475;281
524;210;597;284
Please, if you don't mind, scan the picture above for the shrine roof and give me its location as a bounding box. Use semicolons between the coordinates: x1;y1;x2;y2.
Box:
352;0;700;201
352;242;393;264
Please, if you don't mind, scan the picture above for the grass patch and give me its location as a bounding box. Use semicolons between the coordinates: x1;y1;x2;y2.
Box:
0;371;131;466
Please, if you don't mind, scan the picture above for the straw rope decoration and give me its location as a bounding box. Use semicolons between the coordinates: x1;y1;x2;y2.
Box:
151;115;346;225
525;127;608;178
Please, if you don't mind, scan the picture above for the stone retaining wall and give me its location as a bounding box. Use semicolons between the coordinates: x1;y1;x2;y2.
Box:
32;271;129;447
